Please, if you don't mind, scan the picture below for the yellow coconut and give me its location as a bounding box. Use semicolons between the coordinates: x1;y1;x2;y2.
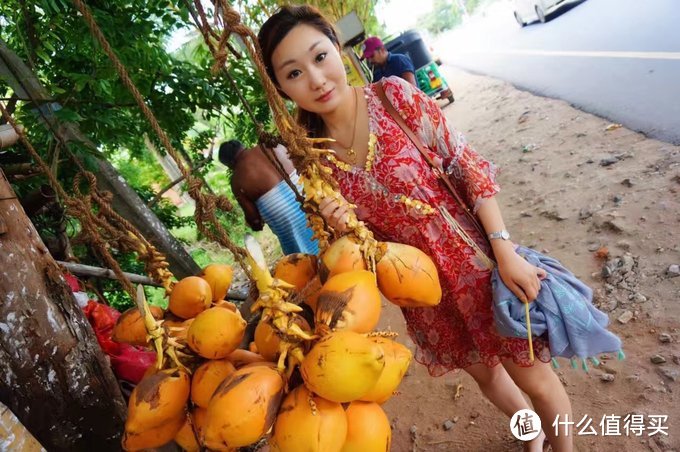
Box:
271;385;347;452
273;253;318;292
125;370;190;433
341;401;392;452
315;270;381;334
112;305;164;347
200;263;234;302
319;235;367;282
376;242;442;308
202;364;285;450
191;359;236;408
122;413;184;451
301;331;385;403
360;338;412;404
254;314;312;362
168;276;212;319
187;307;246;359
174;414;199;452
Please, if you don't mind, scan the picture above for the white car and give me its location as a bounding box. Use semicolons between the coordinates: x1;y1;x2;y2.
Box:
513;0;581;26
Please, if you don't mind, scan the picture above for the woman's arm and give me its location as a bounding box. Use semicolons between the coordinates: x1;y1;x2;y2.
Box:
476;197;546;303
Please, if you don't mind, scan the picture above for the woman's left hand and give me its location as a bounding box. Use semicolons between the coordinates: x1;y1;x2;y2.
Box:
496;249;547;303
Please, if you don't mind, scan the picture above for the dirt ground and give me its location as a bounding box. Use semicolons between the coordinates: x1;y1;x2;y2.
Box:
378;66;680;452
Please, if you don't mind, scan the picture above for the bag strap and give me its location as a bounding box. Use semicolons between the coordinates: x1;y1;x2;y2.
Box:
374;81;492;250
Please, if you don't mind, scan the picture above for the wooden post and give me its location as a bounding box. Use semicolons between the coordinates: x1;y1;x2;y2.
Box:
0;169;126;451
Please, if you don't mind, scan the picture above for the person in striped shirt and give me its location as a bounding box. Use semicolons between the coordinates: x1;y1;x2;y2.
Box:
217;140;319;255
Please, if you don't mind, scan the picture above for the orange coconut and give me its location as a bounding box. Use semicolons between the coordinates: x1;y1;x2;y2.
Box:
226;349;268;368
301;331;385;403
191;359;236;408
376;241;442;308
301;275;323;312
213;299;238;311
315;270;381;333
122;413;184;451
125;369;190;433
200;263;234;302
271;385;347;452
360;337;412;404
163;317;193;343
192;406;208;443
254;314;312;362
341;401;392;452
273;253;318;292
112;305;164;347
168;276;212;319
187;306;246;359
202;364;285;449
319;235;367;282
174;414;199;452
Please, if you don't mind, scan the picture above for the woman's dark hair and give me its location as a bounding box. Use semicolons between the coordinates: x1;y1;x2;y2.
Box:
218;139;244;168
258;5;340;137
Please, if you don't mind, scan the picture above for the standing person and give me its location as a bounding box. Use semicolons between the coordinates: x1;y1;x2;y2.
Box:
217;140;319;255
258;5;573;452
361;36;417;86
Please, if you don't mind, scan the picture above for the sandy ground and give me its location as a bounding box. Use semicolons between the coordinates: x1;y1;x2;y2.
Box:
378;66;680;451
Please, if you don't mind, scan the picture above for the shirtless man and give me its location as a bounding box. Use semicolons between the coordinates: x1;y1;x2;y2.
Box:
217;140;318;255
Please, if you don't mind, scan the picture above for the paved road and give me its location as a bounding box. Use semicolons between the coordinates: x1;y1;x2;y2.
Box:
436;0;680;144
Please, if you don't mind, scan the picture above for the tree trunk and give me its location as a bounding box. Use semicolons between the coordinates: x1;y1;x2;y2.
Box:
0;169;126;451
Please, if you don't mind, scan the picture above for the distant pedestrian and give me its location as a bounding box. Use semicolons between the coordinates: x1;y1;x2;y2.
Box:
217;140;318;255
362;36;417;86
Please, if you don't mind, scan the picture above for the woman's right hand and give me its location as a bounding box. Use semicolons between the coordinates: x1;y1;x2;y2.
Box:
318;197;352;233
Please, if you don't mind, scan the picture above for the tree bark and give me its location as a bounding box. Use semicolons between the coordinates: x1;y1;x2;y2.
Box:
0;169;126;451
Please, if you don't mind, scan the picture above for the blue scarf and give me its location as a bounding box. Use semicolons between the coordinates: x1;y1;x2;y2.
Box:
492;246;624;371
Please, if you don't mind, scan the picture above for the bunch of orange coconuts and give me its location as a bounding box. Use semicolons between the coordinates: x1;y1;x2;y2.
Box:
112;234;441;451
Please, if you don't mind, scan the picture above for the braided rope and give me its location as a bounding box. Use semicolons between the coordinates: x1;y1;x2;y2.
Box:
190;0;347;250
71;0;251;275
0;52;175;295
0;102;138;298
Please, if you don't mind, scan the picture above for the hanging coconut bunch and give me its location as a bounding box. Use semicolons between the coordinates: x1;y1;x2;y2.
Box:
112;229;441;451
111;261;266;451
249;233;441;452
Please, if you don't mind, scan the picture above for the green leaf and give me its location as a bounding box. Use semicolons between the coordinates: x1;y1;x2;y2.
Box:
35;48;50;62
54;108;84;123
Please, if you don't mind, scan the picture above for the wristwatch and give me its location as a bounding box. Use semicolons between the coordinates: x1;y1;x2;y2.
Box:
488;230;510;241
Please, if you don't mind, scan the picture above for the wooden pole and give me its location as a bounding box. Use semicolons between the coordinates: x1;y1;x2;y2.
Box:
56;261;163;287
57;260;249;300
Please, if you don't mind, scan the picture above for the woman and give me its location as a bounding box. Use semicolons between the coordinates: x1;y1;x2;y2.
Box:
258;6;573;451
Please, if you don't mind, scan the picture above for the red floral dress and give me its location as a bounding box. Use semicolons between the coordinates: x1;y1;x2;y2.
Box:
325;77;550;376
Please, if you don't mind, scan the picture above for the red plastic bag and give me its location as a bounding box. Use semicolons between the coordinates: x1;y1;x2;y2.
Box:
83;301;156;383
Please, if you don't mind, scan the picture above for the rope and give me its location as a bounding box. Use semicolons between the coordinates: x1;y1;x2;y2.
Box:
0;102;136;298
188;0;342;249
0;42;174;293
70;0;251;276
182;0;329;243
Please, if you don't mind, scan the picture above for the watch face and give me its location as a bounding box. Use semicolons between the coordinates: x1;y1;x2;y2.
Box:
501;230;510;240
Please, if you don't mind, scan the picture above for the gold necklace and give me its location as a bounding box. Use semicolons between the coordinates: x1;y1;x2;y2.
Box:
328;87;358;164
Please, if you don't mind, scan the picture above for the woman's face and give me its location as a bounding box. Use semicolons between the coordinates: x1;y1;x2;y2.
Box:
271;24;349;115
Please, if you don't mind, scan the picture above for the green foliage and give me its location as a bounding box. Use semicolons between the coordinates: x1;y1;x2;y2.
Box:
0;0;279;309
417;0;462;36
135;186;194;231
